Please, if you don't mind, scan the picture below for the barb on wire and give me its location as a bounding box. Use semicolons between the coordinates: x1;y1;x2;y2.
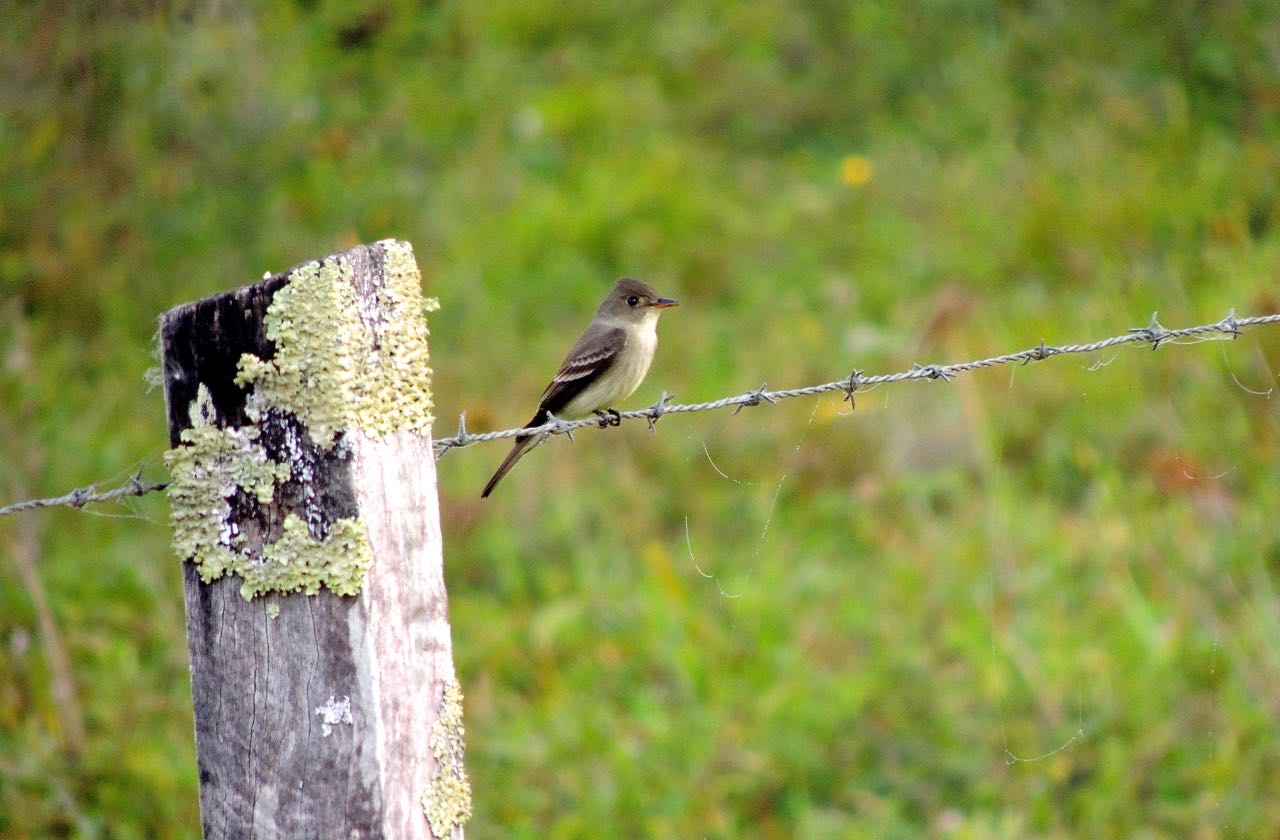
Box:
733;383;778;415
645;391;674;432
0;470;168;518
1128;312;1172;350
435;412;471;460
431;309;1280;457
841;370;862;403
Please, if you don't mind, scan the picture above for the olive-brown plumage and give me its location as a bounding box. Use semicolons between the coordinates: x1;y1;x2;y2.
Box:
481;278;678;498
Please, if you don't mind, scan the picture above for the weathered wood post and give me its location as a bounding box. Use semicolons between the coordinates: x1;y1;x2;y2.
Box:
160;240;470;838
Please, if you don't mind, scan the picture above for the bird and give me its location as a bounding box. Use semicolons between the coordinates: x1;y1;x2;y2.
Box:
481;277;679;498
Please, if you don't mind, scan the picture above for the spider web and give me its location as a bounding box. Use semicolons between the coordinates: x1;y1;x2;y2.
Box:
674;331;1277;829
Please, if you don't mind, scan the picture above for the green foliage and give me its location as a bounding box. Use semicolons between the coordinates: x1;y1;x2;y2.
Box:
3;1;1280;836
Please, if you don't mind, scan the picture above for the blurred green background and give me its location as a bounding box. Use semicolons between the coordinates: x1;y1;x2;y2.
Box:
3;1;1280;837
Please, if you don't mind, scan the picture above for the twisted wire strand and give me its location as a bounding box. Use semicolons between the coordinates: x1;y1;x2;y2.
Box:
2;309;1275;515
433;309;1279;457
0;474;168;518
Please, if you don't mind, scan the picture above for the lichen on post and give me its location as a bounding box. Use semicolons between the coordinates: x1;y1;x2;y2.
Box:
161;240;468;839
165;240;432;600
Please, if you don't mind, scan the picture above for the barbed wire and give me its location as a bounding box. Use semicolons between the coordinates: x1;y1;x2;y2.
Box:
0;471;168;518
432;309;1280;456
1;308;1276;516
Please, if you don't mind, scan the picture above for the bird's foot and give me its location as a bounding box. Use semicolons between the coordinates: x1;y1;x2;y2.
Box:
594;408;623;428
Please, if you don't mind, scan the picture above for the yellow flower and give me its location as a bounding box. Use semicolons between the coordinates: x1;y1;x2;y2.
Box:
840;155;873;187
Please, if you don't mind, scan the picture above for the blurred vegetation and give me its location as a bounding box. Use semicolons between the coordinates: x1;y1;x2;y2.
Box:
3;0;1280;837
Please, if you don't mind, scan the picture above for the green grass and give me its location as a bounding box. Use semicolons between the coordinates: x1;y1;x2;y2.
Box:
3;1;1280;836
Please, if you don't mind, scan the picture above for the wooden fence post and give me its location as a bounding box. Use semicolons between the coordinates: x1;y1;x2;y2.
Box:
159;240;469;839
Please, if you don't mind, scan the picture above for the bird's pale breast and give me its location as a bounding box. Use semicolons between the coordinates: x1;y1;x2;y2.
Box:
561;321;657;418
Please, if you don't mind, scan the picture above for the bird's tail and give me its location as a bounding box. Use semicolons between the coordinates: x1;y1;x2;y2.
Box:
481;415;548;498
480;435;534;498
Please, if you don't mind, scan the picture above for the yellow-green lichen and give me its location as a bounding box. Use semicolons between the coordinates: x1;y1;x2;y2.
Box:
165;386;374;601
167;242;434;601
247;514;373;600
164;384;291;583
422;677;472;838
356;240;436;439
234;240;434;448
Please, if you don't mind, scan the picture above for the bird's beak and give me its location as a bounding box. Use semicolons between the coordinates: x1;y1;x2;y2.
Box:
651;297;679;308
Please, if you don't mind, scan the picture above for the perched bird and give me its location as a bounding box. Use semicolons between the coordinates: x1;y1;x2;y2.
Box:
481;277;679;498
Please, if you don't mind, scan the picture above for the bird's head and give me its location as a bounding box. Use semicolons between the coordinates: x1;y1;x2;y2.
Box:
600;277;679;323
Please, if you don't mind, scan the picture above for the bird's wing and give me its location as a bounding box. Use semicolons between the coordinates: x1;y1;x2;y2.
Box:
534;324;628;419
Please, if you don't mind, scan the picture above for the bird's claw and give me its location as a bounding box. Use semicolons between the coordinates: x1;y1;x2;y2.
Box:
594;408;623;428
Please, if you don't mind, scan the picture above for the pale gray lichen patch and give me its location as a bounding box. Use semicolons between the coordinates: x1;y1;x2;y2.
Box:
313;695;353;738
422;677;472;838
234;240;434;448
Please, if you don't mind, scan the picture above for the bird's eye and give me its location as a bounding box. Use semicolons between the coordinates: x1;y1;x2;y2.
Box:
626;295;640;307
